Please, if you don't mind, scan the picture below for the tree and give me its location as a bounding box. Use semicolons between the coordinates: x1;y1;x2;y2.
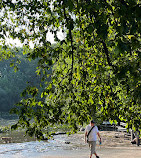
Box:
0;0;140;138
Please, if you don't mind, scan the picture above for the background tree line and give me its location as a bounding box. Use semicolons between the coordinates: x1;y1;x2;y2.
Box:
0;48;42;112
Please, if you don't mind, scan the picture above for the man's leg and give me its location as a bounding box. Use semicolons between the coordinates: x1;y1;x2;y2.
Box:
89;142;92;158
94;152;100;158
94;152;97;156
90;152;99;158
89;141;93;158
90;141;96;158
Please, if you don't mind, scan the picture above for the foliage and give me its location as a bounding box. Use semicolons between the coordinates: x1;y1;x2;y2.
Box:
0;126;11;133
0;0;140;138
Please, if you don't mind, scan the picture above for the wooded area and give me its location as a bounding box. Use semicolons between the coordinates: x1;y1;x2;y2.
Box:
0;48;41;111
0;0;140;139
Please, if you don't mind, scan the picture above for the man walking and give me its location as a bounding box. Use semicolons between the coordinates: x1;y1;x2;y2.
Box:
85;120;101;158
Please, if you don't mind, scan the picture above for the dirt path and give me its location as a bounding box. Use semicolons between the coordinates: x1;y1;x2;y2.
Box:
42;146;141;158
42;131;141;158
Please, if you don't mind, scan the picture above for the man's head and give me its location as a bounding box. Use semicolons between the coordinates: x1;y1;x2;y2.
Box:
90;120;95;126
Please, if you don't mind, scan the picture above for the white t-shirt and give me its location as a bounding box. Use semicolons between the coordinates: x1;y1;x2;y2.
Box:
85;125;99;141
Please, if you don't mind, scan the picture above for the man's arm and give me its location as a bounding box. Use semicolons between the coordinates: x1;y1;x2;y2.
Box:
84;131;87;143
97;132;102;142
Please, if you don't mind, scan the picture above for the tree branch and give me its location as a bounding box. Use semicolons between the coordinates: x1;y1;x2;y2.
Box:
101;41;113;67
62;2;74;83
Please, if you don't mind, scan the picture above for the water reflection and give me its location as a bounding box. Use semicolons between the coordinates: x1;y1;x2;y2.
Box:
0;134;86;158
0;141;46;158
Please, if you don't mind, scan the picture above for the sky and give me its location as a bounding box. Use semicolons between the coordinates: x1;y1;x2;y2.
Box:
1;0;65;49
4;28;65;49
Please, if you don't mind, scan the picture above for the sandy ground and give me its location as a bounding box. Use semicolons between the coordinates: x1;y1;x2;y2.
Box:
42;149;141;158
41;146;141;158
42;131;141;158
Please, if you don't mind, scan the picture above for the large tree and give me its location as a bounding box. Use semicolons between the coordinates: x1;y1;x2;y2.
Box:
0;0;140;138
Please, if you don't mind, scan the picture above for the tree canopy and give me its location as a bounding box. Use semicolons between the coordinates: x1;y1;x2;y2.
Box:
0;0;140;138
